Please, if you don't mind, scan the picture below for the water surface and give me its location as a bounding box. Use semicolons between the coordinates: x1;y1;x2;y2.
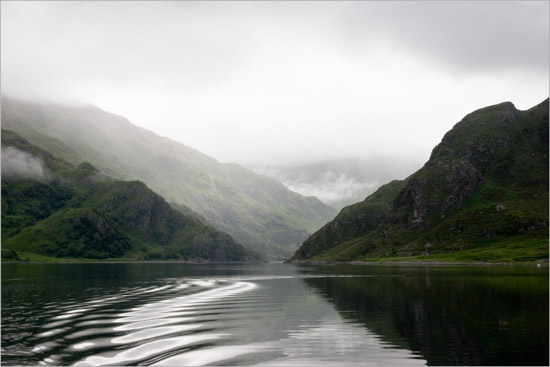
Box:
1;263;548;365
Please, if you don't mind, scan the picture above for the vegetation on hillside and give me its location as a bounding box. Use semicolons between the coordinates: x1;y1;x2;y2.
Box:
1;97;337;259
291;99;549;263
1;129;261;262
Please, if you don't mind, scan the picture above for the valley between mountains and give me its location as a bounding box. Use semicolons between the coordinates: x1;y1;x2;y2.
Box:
1;97;548;263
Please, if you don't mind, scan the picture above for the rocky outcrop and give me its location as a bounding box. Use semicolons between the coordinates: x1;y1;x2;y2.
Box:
392;157;485;227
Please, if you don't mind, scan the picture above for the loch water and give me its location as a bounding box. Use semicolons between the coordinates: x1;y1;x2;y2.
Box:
1;263;548;366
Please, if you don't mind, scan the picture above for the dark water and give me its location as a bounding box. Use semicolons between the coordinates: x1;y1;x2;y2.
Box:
1;263;548;366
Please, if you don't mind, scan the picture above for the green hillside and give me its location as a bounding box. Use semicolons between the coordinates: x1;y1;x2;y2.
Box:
1;97;337;259
291;99;549;263
1;129;260;262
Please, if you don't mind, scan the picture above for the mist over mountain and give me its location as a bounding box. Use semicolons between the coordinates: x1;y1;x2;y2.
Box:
1;146;49;181
1;129;260;262
1;96;337;260
251;157;421;210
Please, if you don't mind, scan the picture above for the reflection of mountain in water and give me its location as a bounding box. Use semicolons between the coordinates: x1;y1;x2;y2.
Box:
302;267;549;366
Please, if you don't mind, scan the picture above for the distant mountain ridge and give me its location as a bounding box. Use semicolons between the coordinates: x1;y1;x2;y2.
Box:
251;157;420;210
291;99;549;262
1;96;337;259
2;129;259;261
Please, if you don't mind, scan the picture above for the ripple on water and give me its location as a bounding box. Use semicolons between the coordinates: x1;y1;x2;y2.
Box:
32;279;260;366
73;333;229;366
5;275;429;366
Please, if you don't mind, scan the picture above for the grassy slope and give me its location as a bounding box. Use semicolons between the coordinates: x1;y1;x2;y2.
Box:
1;130;260;262
292;99;549;263
1;97;337;259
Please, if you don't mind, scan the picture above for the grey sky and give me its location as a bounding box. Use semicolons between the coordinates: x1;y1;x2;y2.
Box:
2;1;548;167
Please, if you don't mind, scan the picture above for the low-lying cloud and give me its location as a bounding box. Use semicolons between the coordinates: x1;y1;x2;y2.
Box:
255;166;384;210
281;171;380;210
1;147;47;181
252;157;421;210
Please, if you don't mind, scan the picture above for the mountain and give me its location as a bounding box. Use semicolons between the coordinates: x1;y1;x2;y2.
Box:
250;157;420;210
291;99;549;263
1;97;337;259
1;129;260;262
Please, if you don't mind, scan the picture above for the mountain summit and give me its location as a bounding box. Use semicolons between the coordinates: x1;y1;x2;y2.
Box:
291;99;549;262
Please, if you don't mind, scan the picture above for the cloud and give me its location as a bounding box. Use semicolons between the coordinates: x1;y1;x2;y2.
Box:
0;1;261;99
1;1;548;168
333;1;549;75
253;156;421;209
1;147;47;181
281;171;380;209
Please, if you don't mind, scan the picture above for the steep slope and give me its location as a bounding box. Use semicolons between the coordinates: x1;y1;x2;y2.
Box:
1;129;259;262
292;99;549;262
1;97;337;259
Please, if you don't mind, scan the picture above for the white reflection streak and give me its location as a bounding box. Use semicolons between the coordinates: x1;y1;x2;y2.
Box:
151;320;426;367
255;318;426;366
111;324;202;343
152;344;263;366
73;334;226;366
188;280;216;287
72;342;95;350
113;317;193;331
141;285;173;293
72;281;257;366
113;281;256;324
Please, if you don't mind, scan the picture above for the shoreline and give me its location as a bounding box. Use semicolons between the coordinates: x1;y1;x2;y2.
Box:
2;259;548;266
0;259;267;265
289;259;549;267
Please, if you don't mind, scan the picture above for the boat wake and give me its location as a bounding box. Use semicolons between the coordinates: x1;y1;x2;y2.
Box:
11;275;424;366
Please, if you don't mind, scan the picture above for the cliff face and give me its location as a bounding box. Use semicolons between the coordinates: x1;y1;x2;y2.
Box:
292;99;549;262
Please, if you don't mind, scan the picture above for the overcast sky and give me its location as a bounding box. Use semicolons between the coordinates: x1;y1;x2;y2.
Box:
2;1;548;168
